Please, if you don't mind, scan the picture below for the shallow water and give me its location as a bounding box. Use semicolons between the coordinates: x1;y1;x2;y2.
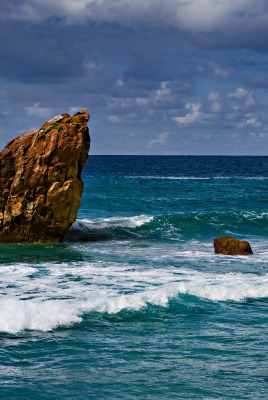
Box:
0;156;268;399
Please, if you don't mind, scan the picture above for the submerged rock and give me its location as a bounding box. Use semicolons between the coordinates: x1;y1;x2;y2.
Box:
214;236;253;256
0;109;90;242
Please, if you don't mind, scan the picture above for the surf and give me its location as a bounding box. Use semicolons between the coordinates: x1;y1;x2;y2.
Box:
1;261;268;333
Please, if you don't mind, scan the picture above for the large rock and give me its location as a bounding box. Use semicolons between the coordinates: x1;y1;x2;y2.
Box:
214;236;253;256
0;109;90;242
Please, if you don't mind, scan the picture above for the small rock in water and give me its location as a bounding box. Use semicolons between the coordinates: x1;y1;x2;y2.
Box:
214;236;253;256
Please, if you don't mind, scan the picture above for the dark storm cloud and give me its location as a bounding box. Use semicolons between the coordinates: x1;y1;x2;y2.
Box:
0;21;85;83
124;54;174;82
1;1;268;154
2;0;268;52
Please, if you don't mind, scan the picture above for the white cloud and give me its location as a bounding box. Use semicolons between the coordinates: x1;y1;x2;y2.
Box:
228;87;256;109
149;131;170;147
107;115;121;123
237;113;262;129
135;98;149;106
69;106;82;114
246;114;262;127
208;92;222;113
106;97;132;110
210;101;222;114
173;103;203;125
173;88;261;131
135;82;173;108
116;79;124;87
25;102;52;118
154;82;171;101
228;87;248;100
208;92;220;102
84;62;103;71
209;63;230;78
249;132;266;139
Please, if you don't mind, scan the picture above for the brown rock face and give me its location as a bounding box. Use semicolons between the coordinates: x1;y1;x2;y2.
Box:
214;236;253;256
0;109;90;242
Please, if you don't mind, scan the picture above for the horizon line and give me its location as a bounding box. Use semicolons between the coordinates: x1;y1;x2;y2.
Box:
89;154;268;157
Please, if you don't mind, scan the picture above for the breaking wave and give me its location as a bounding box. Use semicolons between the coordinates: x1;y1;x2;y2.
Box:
71;215;153;230
64;211;268;242
0;262;267;334
64;215;154;241
127;175;268;181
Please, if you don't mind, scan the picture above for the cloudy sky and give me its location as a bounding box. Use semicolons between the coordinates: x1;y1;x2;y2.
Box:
1;0;268;155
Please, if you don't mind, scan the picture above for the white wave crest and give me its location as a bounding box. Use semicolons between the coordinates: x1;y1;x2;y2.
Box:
128;175;268;181
70;215;154;231
128;176;210;180
241;211;268;220
0;298;82;334
0;262;268;334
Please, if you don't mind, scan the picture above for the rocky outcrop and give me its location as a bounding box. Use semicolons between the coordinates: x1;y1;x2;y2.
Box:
214;236;253;256
0;109;90;242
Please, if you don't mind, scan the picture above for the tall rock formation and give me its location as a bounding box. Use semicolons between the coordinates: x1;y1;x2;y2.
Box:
0;109;90;242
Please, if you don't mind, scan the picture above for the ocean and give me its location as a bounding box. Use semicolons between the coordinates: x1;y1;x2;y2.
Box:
0;155;268;399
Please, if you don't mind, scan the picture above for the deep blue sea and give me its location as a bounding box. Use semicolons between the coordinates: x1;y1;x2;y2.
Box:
1;156;268;399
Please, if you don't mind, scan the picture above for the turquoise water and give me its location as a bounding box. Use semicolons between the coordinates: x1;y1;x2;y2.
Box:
0;156;268;399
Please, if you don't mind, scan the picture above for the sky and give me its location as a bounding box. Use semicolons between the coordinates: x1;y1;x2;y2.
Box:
1;0;268;155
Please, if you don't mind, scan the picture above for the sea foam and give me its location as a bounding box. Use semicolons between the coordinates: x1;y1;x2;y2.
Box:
70;215;154;231
1;261;268;334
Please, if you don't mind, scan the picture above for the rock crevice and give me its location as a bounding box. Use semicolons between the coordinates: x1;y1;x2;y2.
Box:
0;109;90;242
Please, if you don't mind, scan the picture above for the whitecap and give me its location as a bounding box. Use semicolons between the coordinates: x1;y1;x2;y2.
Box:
69;215;154;231
1;261;268;334
127;176;210;180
